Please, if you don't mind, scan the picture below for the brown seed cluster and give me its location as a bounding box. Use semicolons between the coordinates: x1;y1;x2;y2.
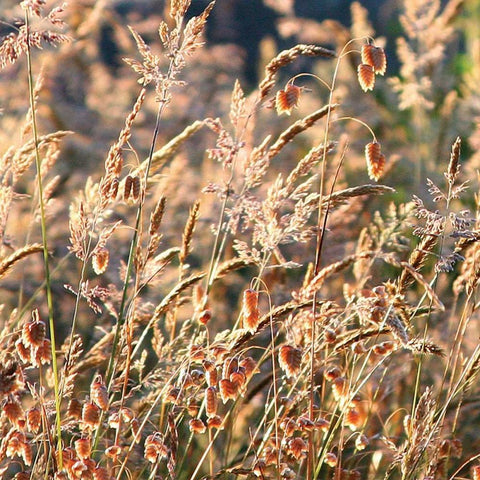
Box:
276;83;302;116
278;345;302;378
357;43;387;91
242;288;260;333
365;141;386;181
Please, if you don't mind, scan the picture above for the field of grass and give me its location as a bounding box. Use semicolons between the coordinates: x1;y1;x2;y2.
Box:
1;0;480;479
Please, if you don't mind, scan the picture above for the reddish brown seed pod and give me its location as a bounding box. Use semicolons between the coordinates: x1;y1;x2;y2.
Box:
315;418;330;432
4;398;25;427
211;345;229;361
297;416;315;432
120;407;134;423
26;407;42;433
205;386;218;418
105;445;121;459
278;345;302;378
108;412;120;429
276;83;302;116
144;433;168;463
219;378;238;403
90;375;109;410
325;452;338;467
324;366;342;382
198;309;212;326
230;370;246;389
357;63;375;92
92;248;109;275
75;437;91;460
288;437;307;460
22;311;46;348
165;386;182;403
239;356;258;380
207;415;224;430
16;338;31;364
280;417;296;436
355;434;369;451
206;368;218;387
345;407;363;430
74;458;96;476
131;418;140;439
264;446;277;465
67;398;83;420
242;289;260;334
124;175;133;201
190;344;205;361
222;357;238;379
189;418;206;434
373;343;388;356
131;175;141;201
187;398;199;417
110;177;119;200
35;338;51;365
324;328;337;344
82;401;101;430
332;376;348;401
368;152;386;182
365;141;384;182
5;430;26;460
203;359;216;372
361;44;387;75
21;440;32;466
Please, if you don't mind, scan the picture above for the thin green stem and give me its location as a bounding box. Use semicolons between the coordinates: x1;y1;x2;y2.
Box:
24;10;63;468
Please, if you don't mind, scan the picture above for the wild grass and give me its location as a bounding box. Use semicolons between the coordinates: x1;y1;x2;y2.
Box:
0;0;479;479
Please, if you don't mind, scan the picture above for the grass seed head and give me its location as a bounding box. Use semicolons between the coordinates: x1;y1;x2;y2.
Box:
22;310;46;348
276;83;302;116
74;437;92;460
82;401;101;430
26;406;41;433
189;418;206;434
279;345;302;378
357;63;375;91
92;248;109;275
205;386;218;417
207;415;224;430
361;44;387;75
242;289;260;333
90;375;109;410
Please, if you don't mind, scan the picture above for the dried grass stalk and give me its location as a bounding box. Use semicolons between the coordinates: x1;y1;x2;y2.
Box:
325;184;395;208
0;244;43;281
259;44;336;100
267;104;338;160
398;235;438;293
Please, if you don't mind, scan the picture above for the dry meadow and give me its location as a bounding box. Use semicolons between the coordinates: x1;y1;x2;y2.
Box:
0;0;479;479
